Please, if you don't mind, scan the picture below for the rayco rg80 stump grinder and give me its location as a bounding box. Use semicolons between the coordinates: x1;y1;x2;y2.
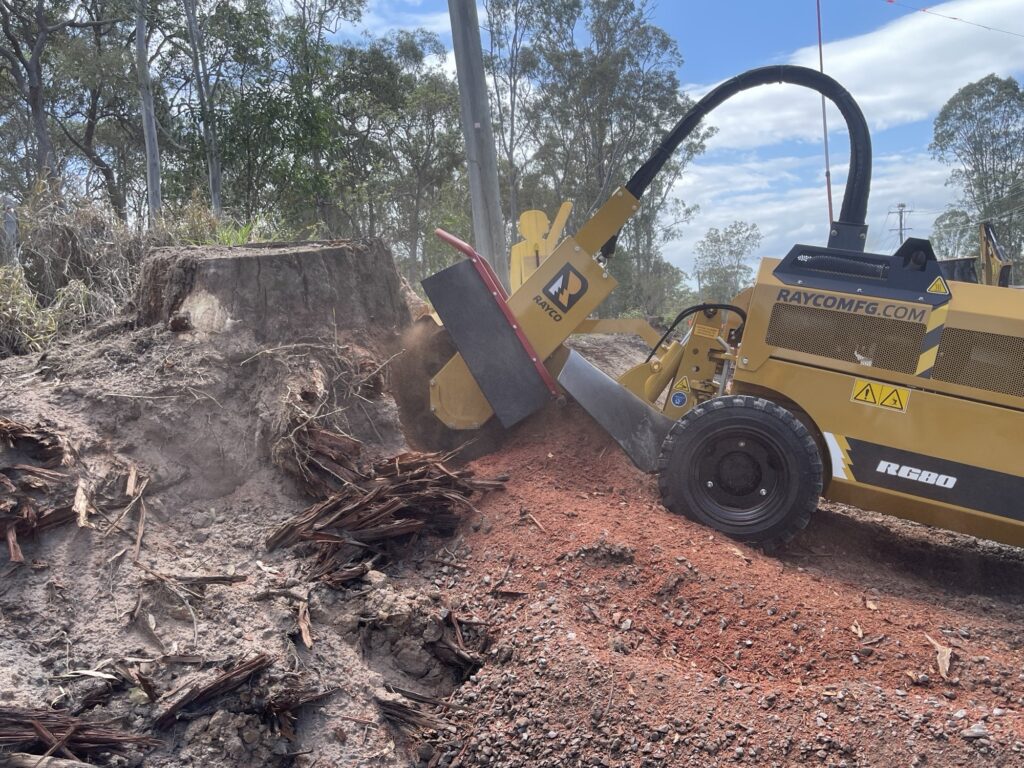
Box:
420;65;1024;551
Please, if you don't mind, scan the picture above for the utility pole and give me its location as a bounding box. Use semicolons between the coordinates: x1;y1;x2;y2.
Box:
889;202;912;244
448;0;508;290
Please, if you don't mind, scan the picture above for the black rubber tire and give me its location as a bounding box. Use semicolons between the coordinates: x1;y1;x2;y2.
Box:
657;396;822;551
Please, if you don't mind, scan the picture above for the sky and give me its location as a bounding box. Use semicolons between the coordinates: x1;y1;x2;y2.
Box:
350;0;1024;276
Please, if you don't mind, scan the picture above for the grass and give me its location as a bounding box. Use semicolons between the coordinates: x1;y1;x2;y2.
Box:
0;187;307;358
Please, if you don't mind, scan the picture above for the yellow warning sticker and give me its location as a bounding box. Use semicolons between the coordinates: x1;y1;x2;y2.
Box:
693;324;718;339
926;276;949;295
673;376;690;392
851;378;911;413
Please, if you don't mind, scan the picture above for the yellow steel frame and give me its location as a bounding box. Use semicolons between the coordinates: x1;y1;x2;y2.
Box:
430;189;638;429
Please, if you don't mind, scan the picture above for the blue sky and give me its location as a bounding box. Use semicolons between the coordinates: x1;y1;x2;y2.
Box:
353;0;1024;275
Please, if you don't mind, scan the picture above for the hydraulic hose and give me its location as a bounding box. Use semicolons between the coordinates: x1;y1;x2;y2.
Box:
603;65;873;258
645;303;748;363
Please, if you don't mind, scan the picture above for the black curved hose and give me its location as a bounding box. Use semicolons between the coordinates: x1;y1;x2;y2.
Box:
603;65;872;257
644;303;748;363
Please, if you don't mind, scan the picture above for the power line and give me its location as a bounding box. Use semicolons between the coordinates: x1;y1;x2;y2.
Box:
929;201;1024;235
880;0;1024;40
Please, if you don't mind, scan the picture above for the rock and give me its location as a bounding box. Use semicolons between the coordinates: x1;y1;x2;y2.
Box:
961;723;989;740
393;638;433;677
363;570;389;587
127;686;151;706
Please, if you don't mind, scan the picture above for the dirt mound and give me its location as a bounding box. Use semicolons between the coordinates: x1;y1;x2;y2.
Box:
422;406;1024;767
0;240;495;767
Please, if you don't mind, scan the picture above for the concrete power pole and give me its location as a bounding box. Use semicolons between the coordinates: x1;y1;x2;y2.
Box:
448;0;508;290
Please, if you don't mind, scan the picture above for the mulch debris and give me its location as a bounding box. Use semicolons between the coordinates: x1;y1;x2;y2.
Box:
267;446;505;586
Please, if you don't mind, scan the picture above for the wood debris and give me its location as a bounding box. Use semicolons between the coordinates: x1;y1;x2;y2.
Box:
926;633;954;679
297;600;314;648
155;654;274;730
265;686;338;739
374;693;445;732
277;425;368;499
267;448;505;585
0;706;158;759
1;419;85;563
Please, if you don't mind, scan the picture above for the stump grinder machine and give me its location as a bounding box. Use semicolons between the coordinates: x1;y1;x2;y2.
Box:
421;65;1024;550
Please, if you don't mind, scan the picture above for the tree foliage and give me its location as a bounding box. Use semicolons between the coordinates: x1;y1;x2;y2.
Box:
485;0;710;317
693;221;761;304
0;0;716;318
931;74;1024;268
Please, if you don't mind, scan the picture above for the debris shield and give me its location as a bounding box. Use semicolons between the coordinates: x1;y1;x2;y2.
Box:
557;349;675;473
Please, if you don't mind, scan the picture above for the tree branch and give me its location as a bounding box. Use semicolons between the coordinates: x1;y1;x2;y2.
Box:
0;3;29;69
0;44;27;93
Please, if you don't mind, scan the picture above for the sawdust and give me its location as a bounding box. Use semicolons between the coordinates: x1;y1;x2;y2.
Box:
421;406;1024;766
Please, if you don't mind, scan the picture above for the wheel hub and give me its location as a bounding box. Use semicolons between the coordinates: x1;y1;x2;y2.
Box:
697;433;781;514
717;450;762;496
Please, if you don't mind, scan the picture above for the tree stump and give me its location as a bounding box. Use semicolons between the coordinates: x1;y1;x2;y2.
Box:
136;240;409;340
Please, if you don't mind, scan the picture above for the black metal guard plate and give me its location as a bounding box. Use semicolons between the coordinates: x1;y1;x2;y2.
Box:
773;237;951;306
557;350;675;473
422;259;551;429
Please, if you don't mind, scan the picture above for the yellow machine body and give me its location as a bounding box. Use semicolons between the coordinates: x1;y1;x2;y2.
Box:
423;64;1024;551
431;218;1024;548
612;255;1024;548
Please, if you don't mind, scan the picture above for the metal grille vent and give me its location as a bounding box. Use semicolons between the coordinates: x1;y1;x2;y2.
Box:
793;253;890;280
932;327;1024;399
765;303;924;374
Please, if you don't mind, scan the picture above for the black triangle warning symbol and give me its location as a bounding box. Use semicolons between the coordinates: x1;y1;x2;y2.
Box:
880;388;904;410
853;383;877;404
926;276;949;295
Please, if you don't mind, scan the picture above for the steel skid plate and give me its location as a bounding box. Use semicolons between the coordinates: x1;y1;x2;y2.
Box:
422;259;551;428
557;349;675;473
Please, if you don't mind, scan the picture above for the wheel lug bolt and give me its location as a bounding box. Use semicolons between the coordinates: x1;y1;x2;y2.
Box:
706;481;714;488
759;488;767;496
738;441;746;448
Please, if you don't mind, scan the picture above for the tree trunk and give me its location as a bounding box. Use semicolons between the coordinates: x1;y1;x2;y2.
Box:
137;0;162;225
1;197;17;267
180;0;222;217
1;0;55;184
27;67;54;179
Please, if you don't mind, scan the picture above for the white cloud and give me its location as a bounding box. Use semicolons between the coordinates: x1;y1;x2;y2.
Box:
661;0;1023;281
694;0;1024;150
667;151;955;276
358;0;453;37
442;47;458;79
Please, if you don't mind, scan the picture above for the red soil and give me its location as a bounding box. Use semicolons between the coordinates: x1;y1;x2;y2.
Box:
431;405;1024;767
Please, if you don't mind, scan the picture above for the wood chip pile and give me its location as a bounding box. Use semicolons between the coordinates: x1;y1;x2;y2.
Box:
267;447;505;586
